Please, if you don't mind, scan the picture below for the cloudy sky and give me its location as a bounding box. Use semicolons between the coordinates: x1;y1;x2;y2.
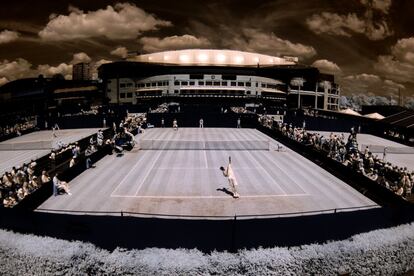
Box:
0;0;413;100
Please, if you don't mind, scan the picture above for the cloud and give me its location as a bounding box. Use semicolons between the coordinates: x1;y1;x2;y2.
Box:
0;53;108;82
140;35;211;53
37;63;72;80
71;52;91;64
224;28;316;59
0;30;20;44
110;46;128;58
374;37;414;83
343;73;382;84
339;73;405;96
384;79;405;89
390;37;414;65
306;12;392;40
312;59;341;74
38;3;172;40
360;0;392;14
0;58;35;81
0;77;8;86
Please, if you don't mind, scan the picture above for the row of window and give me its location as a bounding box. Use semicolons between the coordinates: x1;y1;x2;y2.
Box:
120;81;169;88
134;90;259;96
120;92;133;99
119;81;283;90
174;80;252;87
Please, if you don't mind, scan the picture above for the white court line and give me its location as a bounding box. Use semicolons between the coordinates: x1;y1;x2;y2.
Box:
134;151;163;196
110;194;309;199
203;150;208;169
244;151;287;195
110;152;150;196
263;151;308;195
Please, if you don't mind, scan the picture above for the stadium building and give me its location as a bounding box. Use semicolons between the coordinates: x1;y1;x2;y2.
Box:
98;49;340;111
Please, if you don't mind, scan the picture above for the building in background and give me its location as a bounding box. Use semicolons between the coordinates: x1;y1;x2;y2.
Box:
0;76;104;117
72;63;91;81
98;49;340;111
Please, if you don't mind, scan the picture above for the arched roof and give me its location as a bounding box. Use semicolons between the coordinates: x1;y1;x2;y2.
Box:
130;49;297;66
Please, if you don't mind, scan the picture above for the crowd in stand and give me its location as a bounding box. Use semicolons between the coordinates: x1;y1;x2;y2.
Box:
0;160;46;207
260;115;414;200
0;129;109;207
0;118;36;140
149;103;169;113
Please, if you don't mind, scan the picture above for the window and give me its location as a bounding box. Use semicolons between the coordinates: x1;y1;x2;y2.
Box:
189;81;195;85
231;81;236;86
198;81;204;85
246;82;251;87
164;81;169;86
127;93;132;98
246;91;251;95
174;90;179;94
120;93;126;98
157;82;163;86
181;81;188;85
237;82;244;86
145;83;151;87
221;81;227;86
151;82;156;87
120;83;126;88
126;83;133;87
261;83;266;88
206;81;213;86
213;81;220;86
174;81;179;85
222;75;236;80
190;74;204;79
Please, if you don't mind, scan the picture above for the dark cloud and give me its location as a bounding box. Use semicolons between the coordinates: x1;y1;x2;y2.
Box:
38;3;172;40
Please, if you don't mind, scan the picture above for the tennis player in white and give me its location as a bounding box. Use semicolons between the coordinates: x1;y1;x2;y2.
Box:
220;156;240;198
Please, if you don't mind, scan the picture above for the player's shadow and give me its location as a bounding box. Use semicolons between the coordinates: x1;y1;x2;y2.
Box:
216;187;234;197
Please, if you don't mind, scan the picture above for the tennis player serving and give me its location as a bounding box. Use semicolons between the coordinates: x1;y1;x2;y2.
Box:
220;156;240;198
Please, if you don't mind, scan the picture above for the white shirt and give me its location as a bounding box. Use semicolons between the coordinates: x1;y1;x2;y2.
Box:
225;164;238;185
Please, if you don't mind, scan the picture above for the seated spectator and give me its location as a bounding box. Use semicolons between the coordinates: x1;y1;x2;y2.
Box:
52;173;71;196
41;171;51;183
69;156;77;168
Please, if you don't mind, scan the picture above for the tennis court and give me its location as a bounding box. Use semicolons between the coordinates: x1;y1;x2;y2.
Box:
317;131;414;171
37;128;378;218
0;128;101;175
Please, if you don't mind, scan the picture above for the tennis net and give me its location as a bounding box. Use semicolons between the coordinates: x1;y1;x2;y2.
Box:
361;144;414;154
0;140;53;151
139;139;270;150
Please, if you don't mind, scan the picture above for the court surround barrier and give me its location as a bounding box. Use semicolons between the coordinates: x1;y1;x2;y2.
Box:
1;201;411;252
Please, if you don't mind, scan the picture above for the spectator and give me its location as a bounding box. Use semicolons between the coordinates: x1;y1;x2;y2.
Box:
41;171;51;184
69;156;77;168
52;173;71;196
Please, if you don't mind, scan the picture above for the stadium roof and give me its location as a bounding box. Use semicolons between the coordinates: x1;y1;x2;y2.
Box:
129;49;298;67
382;110;414;129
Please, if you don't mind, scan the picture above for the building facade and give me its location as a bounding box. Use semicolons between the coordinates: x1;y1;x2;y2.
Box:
98;49;340;110
72;63;91;81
